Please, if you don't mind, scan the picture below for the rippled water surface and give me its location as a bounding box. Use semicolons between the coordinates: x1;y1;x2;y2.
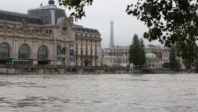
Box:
0;74;198;112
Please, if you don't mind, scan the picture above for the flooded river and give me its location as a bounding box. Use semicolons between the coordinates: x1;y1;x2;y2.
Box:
0;74;197;112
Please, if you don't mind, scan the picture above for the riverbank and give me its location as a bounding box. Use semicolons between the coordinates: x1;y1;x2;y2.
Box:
0;66;129;75
0;64;185;75
0;67;183;75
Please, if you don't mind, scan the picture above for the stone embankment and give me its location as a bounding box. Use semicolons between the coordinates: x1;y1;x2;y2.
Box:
0;65;129;75
0;65;180;75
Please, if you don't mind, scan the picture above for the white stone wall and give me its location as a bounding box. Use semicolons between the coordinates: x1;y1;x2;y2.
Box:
103;55;129;67
75;33;102;66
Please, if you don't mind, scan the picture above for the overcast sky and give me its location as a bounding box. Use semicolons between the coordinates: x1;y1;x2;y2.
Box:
0;0;160;47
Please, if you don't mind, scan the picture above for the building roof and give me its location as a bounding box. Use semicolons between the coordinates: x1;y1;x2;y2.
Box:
0;0;100;34
111;46;129;49
75;25;100;34
146;53;157;59
0;10;42;24
0;0;64;25
28;0;63;11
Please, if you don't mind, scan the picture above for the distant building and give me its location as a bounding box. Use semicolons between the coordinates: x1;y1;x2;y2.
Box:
102;21;129;67
0;0;102;66
103;41;185;69
161;47;170;63
146;52;163;68
102;46;129;67
145;45;168;68
145;45;186;69
75;25;102;66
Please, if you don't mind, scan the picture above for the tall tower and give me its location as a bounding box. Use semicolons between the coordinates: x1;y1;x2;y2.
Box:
109;21;115;48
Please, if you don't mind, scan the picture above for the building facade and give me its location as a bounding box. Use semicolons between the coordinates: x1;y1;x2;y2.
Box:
102;44;172;68
75;25;101;66
145;45;186;69
102;21;129;67
145;45;169;68
102;46;129;67
0;0;102;66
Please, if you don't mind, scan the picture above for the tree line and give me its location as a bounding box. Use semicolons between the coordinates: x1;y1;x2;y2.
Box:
129;34;181;71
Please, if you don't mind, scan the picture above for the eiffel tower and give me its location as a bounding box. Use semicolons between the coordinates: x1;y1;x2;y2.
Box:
109;21;115;48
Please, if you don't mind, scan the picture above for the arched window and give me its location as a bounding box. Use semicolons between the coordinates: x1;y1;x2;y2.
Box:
0;42;10;58
38;45;48;60
18;44;31;59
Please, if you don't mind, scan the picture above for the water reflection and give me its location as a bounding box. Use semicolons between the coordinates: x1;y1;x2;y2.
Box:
0;74;197;112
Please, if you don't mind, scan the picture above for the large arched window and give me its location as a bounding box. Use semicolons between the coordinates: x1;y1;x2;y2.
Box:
0;42;10;58
38;45;48;60
18;44;31;59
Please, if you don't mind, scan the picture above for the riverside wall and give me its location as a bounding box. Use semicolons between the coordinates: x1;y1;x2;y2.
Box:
0;65;180;75
0;65;129;75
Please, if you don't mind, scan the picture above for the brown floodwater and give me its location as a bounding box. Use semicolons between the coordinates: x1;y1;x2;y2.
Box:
0;74;197;112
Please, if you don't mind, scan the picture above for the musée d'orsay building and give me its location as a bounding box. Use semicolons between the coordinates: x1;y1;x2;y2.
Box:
0;0;102;66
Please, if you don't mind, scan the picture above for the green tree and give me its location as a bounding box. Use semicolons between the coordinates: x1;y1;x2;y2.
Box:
163;62;170;68
59;0;198;66
129;34;146;67
175;59;181;71
140;38;146;66
169;46;176;70
127;0;198;66
58;0;93;20
194;60;198;73
169;46;180;71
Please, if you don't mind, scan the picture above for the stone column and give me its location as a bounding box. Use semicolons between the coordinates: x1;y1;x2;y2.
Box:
13;40;18;59
32;39;38;65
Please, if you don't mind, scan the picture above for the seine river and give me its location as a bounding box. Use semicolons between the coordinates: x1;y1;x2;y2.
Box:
0;74;197;112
